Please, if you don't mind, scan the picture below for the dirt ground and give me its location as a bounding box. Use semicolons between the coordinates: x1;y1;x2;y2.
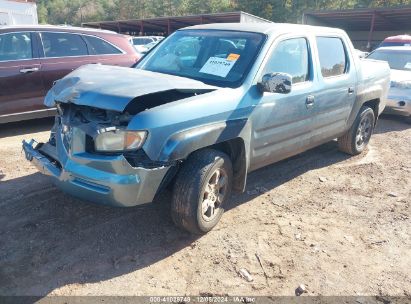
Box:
0;116;410;297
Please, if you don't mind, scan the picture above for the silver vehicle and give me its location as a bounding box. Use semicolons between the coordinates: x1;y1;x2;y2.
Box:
23;23;390;234
367;46;411;122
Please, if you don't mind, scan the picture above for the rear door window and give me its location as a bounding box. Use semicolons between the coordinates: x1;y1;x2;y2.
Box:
83;35;122;55
41;32;88;58
316;37;347;77
0;32;33;61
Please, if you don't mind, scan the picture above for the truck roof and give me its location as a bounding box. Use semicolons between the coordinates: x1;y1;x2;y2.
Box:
181;22;346;36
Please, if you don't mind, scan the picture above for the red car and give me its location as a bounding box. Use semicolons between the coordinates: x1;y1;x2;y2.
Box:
379;35;411;48
0;25;140;123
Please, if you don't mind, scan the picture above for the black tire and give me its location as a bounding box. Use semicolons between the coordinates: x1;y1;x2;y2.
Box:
338;106;375;155
171;149;233;234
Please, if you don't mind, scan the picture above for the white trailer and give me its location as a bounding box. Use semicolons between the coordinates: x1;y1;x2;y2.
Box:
0;0;38;26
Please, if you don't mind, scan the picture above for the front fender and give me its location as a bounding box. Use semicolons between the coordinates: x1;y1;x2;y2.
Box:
159;119;250;162
158;119;252;192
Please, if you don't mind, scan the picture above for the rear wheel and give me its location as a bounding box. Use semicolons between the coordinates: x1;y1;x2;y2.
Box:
338;106;375;155
171;149;233;234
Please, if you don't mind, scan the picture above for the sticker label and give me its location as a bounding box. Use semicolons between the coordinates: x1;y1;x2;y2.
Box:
227;53;240;61
199;57;237;78
404;62;411;69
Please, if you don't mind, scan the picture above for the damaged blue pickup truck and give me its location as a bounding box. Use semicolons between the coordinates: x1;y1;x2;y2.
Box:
23;23;390;234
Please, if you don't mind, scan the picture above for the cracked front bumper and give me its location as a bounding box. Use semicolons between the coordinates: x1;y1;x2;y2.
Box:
22;137;171;207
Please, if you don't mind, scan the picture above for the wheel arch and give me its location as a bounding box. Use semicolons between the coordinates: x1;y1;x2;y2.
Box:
347;96;381;130
158;119;251;192
203;138;247;192
362;98;380;124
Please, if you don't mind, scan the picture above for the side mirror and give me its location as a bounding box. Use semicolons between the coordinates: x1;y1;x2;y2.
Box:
258;72;292;94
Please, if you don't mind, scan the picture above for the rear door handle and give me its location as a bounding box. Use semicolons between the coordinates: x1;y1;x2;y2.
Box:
306;95;315;108
348;87;354;94
20;67;39;74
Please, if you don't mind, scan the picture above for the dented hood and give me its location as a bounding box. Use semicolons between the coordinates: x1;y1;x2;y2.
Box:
45;64;218;112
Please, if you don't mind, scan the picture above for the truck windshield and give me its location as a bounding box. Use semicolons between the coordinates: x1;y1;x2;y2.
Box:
368;49;411;71
136;30;266;88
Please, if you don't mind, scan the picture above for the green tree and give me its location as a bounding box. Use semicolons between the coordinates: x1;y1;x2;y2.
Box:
36;0;411;26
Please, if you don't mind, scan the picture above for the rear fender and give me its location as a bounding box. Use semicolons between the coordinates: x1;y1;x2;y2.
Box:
347;85;384;128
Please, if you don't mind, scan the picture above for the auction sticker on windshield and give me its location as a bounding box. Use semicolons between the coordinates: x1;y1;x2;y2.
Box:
199;56;238;78
227;53;240;61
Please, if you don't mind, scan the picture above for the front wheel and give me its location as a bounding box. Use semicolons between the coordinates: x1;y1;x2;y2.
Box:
171;149;233;234
338;106;375;155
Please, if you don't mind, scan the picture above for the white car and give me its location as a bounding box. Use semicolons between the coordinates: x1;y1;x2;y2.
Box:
367;46;411;122
131;36;155;53
150;36;164;42
131;36;164;54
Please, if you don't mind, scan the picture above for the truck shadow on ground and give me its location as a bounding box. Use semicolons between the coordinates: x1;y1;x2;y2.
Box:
374;115;410;134
0;117;54;139
0;138;354;297
2;114;404;297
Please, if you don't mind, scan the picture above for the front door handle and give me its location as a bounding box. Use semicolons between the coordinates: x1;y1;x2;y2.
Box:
20;67;39;74
306;95;315;108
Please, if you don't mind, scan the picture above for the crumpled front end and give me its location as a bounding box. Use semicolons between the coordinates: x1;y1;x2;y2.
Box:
22;104;172;207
